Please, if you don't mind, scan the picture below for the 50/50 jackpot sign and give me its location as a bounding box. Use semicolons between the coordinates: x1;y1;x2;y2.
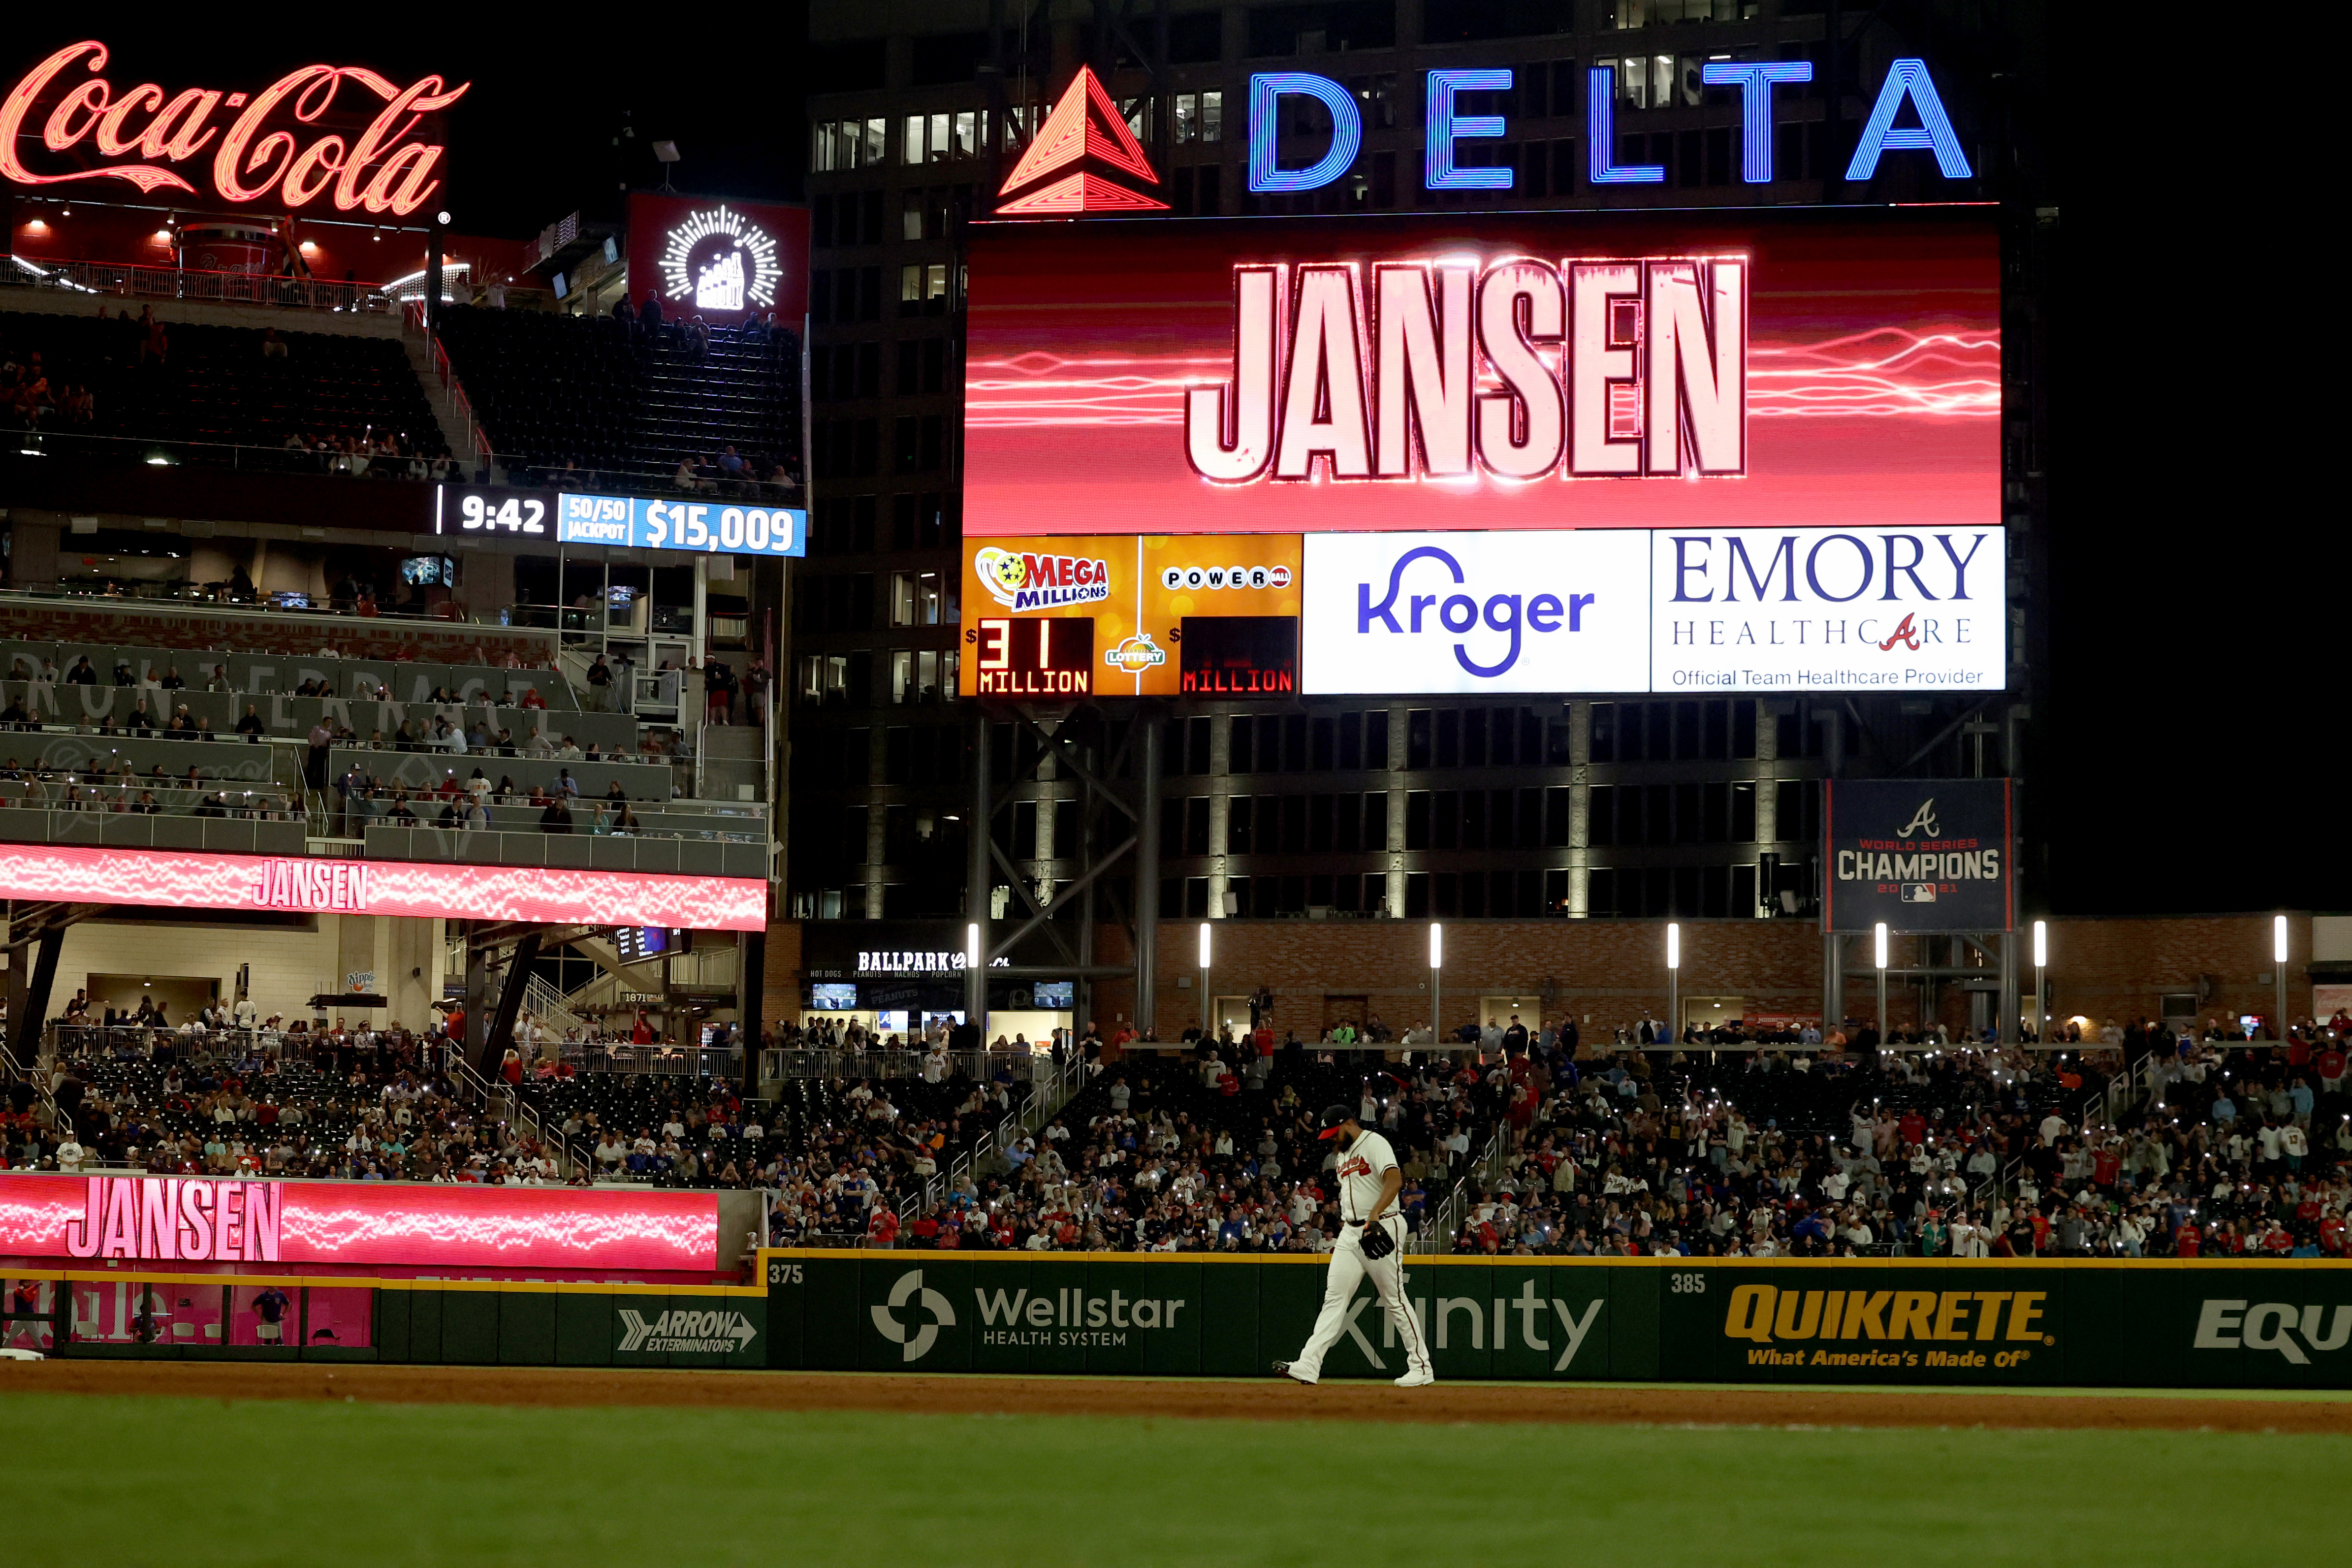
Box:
435;484;804;558
556;493;805;557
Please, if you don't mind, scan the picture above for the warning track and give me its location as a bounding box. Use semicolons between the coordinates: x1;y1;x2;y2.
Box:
4;1362;2348;1433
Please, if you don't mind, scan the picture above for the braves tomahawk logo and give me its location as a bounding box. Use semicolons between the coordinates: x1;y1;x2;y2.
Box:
1893;800;1940;840
871;1269;957;1362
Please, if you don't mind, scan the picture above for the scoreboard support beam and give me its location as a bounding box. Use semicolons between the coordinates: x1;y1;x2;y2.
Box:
1136;712;1162;1040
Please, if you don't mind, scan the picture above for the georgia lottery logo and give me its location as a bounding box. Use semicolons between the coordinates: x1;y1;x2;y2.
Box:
1160;563;1292;592
1105;633;1167;673
975;546;1112;611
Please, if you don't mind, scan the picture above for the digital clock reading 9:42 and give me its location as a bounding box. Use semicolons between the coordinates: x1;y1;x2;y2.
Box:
969;617;1094;696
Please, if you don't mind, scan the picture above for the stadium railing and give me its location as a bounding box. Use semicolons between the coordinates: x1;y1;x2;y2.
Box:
568;1044;744;1078
910;1051;1093;1220
6;255;395;312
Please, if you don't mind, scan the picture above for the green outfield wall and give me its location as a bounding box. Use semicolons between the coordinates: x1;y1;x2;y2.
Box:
760;1251;2352;1389
1;1272;767;1369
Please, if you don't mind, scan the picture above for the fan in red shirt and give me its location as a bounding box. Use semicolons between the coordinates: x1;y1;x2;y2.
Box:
909;1211;939;1248
867;1206;900;1248
2175;1220;2203;1257
1898;1109;1927;1148
2320;1211;2347;1256
2091;1143;2122;1191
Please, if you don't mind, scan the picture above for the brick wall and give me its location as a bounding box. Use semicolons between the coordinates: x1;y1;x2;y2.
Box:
765;912;2322;1043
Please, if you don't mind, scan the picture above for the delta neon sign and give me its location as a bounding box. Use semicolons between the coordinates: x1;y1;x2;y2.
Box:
0;41;467;215
1250;58;1969;194
1188;256;1743;486
1;1173;719;1271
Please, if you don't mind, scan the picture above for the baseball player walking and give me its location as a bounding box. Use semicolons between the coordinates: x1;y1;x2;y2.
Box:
1275;1103;1434;1387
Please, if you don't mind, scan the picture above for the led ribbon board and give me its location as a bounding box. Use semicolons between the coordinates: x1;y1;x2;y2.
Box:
0;845;768;930
0;1173;719;1270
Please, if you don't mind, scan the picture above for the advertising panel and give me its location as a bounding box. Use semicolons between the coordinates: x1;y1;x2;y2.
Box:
1;41;466;218
1822;778;2013;932
434;484;805;559
625;192;811;323
555;492;806;557
965;206;1998;539
0;1174;719;1271
765;1253;2352;1389
1652;526;2004;693
1300;530;1648;694
958;534;1303;697
0;844;767;930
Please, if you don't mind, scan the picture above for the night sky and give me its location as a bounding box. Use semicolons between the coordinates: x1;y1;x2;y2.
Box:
12;21;2337;917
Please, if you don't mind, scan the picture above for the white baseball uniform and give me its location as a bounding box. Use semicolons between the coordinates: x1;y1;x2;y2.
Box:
1286;1129;1432;1382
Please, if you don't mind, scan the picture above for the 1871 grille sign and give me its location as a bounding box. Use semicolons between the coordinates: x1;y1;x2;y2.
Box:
1822;778;2013;933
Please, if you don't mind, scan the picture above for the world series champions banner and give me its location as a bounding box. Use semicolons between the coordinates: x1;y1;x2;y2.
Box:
1822;777;2013;933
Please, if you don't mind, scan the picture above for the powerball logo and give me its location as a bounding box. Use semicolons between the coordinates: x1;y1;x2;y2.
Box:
976;546;1112;611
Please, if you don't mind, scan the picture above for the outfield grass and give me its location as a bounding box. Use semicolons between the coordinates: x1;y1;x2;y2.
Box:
4;1392;2336;1567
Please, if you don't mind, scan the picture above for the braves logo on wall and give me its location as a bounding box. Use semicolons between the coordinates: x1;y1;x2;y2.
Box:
1822;777;2012;933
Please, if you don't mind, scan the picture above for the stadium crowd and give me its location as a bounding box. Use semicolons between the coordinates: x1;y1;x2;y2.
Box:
7;998;2345;1267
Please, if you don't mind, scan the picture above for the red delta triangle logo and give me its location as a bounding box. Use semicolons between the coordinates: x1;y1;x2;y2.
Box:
994;66;1166;215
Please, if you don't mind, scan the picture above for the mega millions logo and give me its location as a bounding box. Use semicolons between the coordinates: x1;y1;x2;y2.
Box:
657;205;781;312
975;545;1112;612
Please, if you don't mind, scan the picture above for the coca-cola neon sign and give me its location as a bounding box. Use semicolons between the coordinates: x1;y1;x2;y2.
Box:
0;41;468;216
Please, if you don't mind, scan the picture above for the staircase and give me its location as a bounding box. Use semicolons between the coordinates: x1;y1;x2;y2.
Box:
697;723;767;802
521;974;591;1043
399;312;490;475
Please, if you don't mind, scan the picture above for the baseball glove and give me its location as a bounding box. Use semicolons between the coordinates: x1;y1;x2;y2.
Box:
1358;1221;1396;1260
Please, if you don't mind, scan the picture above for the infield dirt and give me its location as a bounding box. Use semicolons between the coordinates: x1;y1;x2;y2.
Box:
5;1361;2345;1432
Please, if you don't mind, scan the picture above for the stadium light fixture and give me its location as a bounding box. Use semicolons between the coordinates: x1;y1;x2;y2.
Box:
965;922;980;968
2032;919;2048;1043
1664;922;1680;1052
1428;922;1443;1051
2275;914;2290;1043
1874;922;1889;1047
1197;921;1212;1038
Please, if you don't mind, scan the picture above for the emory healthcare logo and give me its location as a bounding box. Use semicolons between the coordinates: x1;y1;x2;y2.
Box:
872;1270;957;1363
617;1309;758;1355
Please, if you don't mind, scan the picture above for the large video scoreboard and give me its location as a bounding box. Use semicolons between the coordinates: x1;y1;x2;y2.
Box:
957;206;2003;700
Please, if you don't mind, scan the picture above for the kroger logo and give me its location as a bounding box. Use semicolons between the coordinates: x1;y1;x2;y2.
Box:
1355;545;1593;678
